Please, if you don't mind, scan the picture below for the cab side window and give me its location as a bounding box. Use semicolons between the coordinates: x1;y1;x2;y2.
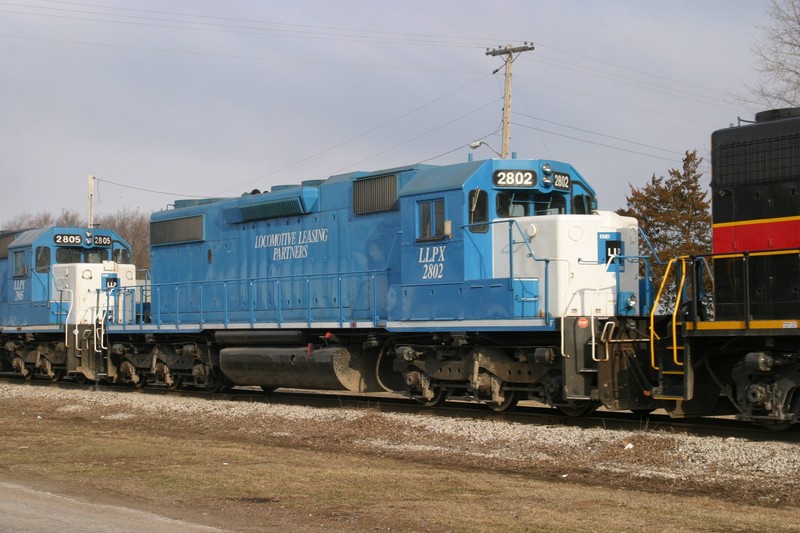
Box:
468;189;488;233
35;246;51;273
13;250;27;277
418;198;445;241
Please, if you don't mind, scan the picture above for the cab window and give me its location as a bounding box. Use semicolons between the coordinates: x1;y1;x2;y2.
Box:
56;248;82;263
468;189;488;233
496;192;532;217
86;248;109;264
418;198;445;241
13;250;27;277
573;194;594;214
533;193;566;215
113;247;132;264
35;246;51;273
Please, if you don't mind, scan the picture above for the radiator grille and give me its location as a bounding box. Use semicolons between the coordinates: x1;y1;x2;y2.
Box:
150;215;203;246
353;174;398;215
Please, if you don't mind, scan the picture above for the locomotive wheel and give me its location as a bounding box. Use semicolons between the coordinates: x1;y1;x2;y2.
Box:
49;369;64;383
757;394;800;432
411;387;447;408
23;368;34;381
556;402;598;417
132;372;147;389
486;391;519;412
165;376;182;391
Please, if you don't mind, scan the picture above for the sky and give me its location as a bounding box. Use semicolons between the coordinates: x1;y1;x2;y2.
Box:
0;0;775;225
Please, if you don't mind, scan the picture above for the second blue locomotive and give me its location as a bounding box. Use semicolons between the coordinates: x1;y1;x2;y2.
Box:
99;157;649;413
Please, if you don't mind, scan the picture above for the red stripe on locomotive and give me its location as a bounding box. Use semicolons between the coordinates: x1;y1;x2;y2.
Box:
713;217;800;253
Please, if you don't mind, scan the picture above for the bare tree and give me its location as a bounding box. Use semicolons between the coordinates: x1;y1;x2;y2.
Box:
95;208;151;271
55;209;84;227
3;209;83;231
752;0;800;107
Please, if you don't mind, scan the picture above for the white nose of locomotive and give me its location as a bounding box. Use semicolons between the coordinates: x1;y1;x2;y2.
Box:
52;262;136;325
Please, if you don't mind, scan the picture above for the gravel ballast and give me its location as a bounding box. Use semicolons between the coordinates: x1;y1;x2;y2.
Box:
2;383;799;507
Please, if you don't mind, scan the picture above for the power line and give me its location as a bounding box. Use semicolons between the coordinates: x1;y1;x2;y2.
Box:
525;77;724;128
214;75;495;195
334;98;502;173
516;114;683;155
32;0;502;47
512;122;680;163
0;32;482;74
533;42;725;97
95;177;209;198
0;2;499;48
2;1;753;109
523;55;740;112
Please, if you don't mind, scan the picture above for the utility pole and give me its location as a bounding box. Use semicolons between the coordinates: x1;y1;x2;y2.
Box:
485;43;535;158
88;175;95;228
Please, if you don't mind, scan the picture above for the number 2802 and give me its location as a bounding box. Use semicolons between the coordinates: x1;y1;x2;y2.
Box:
492;170;535;187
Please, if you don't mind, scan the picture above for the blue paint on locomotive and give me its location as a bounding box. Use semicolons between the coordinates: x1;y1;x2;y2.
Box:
0;227;132;330
139;158;597;332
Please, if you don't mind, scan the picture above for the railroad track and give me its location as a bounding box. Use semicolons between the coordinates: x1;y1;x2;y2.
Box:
3;374;798;443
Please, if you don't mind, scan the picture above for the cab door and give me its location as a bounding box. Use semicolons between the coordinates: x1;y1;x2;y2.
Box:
463;188;492;279
6;247;31;325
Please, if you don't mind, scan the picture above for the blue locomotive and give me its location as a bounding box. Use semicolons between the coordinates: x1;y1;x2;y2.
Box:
0;227;136;381
84;157;651;414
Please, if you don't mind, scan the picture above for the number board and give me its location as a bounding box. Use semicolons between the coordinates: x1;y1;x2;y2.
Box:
552;172;571;190
93;235;112;246
54;234;82;245
492;170;537;188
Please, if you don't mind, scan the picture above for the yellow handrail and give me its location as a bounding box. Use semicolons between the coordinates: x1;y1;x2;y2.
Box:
649;259;675;370
670;259;686;367
649;257;687;370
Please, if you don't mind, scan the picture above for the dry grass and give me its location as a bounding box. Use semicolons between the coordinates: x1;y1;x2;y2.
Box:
1;395;799;532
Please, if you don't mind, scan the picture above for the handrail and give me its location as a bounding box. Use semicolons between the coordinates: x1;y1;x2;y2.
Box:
670;259;687;367
60;289;74;348
649;258;676;370
589;253;617;362
649;257;687;370
112;268;391;329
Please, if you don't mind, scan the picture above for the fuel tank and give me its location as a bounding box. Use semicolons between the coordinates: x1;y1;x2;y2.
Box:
219;345;379;392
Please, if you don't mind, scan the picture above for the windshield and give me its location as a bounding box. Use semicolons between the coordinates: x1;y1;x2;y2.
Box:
496;191;567;217
55;247;110;264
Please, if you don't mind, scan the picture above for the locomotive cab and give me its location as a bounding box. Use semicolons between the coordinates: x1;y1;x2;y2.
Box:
391;159;646;326
390;159;653;411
